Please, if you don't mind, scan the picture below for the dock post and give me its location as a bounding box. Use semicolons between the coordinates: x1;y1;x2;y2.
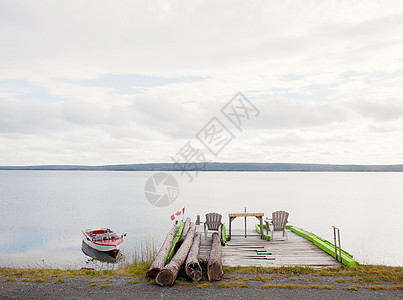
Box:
332;226;342;263
228;216;232;241
332;226;338;261
244;207;247;238
337;228;342;263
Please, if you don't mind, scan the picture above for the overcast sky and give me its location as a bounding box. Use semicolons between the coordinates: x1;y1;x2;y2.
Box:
1;0;402;166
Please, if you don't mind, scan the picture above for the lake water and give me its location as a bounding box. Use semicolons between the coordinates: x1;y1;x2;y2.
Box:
0;171;402;269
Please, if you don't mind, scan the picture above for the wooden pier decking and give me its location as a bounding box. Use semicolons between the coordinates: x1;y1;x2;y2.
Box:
198;227;341;268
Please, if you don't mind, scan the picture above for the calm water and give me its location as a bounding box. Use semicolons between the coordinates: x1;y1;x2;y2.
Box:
0;171;402;269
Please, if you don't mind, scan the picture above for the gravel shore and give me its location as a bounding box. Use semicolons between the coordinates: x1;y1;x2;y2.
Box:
1;274;402;300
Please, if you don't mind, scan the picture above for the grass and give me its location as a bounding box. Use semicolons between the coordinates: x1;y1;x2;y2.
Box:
310;284;334;290
365;285;403;290
290;277;305;281
99;284;110;289
0;261;153;280
390;285;403;290
54;278;65;284
309;277;323;281
365;285;388;290
21;278;32;282
0;263;401;286
245;275;270;282
218;281;248;288
127;279;140;284
195;283;213;288
90;283;98;287
5;278;17;282
344;285;360;291
223;265;402;284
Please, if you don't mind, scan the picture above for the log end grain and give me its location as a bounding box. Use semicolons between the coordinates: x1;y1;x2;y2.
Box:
155;269;175;286
186;262;202;282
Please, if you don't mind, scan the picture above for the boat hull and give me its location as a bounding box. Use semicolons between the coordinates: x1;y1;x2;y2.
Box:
82;234;120;252
81;228;124;254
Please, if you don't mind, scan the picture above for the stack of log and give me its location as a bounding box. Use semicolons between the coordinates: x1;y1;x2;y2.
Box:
146;218;223;287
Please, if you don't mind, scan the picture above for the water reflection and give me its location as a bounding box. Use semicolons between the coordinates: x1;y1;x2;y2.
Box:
81;241;123;264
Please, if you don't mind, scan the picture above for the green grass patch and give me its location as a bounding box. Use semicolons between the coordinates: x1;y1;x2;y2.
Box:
291;277;307;281
223;265;402;284
389;285;403;290
21;278;32;282
99;284;110;289
309;277;323;281
54;278;65;284
218;281;248;288
344;285;360;291
147;280;156;285
335;279;346;283
0;263;400;284
127;279;140;284
90;283;98;287
195;283;213;288
245;275;270;282
34;278;48;283
0;262;153;280
5;277;17;282
310;284;334;290
365;285;388;290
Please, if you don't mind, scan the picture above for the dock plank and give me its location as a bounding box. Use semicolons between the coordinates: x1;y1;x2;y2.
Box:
197;226;341;268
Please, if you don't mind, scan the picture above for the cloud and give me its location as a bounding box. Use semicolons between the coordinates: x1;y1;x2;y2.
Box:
0;1;403;165
353;98;403;121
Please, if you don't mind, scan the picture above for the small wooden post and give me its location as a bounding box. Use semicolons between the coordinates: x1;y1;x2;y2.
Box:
332;226;337;261
244;207;247;238
337;228;342;263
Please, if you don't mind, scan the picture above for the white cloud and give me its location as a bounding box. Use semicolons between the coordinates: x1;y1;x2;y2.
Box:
0;0;403;165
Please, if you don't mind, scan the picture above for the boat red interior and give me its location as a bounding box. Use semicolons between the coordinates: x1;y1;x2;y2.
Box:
83;229;122;245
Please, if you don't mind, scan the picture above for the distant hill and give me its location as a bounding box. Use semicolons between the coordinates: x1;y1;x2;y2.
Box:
0;162;402;172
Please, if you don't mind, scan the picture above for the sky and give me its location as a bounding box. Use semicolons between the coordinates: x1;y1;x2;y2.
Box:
0;0;403;166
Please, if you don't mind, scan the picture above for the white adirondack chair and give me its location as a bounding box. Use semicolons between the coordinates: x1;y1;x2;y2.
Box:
204;212;223;240
265;210;289;241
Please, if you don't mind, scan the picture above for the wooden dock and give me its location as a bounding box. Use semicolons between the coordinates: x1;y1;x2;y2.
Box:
198;227;341;268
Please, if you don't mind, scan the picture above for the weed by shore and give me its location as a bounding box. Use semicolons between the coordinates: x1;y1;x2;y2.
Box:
0;264;401;285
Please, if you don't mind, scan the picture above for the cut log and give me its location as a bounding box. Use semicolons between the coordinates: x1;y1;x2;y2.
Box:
178;217;191;243
185;232;202;281
207;232;223;281
155;223;196;286
146;225;178;279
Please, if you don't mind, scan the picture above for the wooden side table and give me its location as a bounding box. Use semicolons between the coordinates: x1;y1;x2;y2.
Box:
228;212;264;241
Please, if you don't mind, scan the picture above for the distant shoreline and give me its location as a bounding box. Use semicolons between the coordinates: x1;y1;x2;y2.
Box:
1;162;403;172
